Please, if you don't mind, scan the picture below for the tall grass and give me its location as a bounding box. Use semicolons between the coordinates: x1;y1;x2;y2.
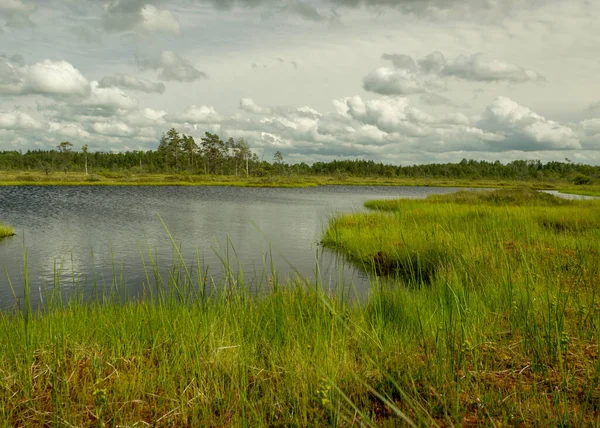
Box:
0;221;15;238
321;187;600;425
0;187;598;425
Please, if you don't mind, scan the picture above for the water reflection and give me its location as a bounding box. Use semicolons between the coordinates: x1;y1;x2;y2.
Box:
0;185;464;309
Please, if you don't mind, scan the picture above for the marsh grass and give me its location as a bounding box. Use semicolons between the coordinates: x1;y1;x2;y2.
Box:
0;221;15;238
0;170;583;191
321;187;600;424
0;187;599;425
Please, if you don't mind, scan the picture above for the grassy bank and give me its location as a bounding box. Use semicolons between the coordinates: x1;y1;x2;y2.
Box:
321;187;600;424
0;221;15;238
0;169;587;191
1;188;599;425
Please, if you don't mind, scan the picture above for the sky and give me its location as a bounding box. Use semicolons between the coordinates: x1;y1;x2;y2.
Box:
1;0;599;166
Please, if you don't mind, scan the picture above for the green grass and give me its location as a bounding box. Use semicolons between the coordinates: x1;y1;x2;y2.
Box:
1;187;599;425
0;169;576;190
321;187;600;424
0;221;15;238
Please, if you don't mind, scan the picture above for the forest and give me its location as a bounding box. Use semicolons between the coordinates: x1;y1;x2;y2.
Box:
0;127;598;184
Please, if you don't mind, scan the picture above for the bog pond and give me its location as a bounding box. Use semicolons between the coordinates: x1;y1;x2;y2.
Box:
1;185;471;309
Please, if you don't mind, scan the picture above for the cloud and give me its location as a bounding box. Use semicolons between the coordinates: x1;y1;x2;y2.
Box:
0;0;35;28
363;67;443;95
136;50;208;82
90;121;135;137
587;101;600;112
98;74;166;94
170;105;223;124
286;2;326;21
239;98;271;114
48;121;91;139
101;0;180;34
70;25;102;44
381;53;417;71
478;96;580;150
0;111;41;129
0;58;90;97
441;53;544;83
365;51;544;96
39;81;139;120
420;92;457;107
140;5;181;34
418;51;446;74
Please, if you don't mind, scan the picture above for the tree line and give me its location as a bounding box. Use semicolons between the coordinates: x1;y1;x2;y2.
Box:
0;128;598;183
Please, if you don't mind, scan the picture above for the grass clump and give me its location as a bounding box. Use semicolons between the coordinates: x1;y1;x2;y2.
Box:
320;188;600;424
0;221;15;238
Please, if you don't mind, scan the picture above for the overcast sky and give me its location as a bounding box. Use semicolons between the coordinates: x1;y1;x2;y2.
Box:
1;0;599;165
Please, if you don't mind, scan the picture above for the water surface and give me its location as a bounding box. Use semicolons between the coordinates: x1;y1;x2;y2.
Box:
0;185;464;309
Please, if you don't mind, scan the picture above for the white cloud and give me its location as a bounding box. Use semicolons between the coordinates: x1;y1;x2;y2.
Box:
101;0;180;34
90;121;134;137
48;121;91;139
365;51;544;96
140;5;181;35
171;105;223;123
363;68;428;95
478;97;580;150
441;53;544;83
0;59;90;97
98;74;166;94
87;81;138;112
136;50;208;82
0;111;41;129
239;98;271;114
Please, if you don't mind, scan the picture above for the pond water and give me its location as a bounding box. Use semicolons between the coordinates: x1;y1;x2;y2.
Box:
0;185;465;309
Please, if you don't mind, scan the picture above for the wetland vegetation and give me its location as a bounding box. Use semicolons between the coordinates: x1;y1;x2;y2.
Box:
0;221;14;239
0;187;598;425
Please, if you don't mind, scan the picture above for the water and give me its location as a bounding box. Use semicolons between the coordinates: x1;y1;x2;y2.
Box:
540;190;599;200
0;185;464;309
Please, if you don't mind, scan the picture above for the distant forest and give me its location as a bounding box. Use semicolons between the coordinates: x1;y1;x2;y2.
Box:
0;128;598;184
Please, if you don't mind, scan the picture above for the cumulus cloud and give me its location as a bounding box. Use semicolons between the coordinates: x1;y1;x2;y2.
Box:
102;0;180;34
441;53;544;83
48;121;91;139
39;81;139;120
0;58;90;97
417;51;446;74
239;98;272;114
140;5;181;34
363;68;443;95
90;121;135;137
170;105;223;124
381;53;417;71
366;51;544;95
0;111;41;129
136;50;208;82
98;74;166;94
478;96;580;150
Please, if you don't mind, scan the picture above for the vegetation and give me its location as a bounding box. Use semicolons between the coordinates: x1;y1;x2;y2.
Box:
0;221;15;239
1;129;599;187
0;188;598;425
320;187;600;424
